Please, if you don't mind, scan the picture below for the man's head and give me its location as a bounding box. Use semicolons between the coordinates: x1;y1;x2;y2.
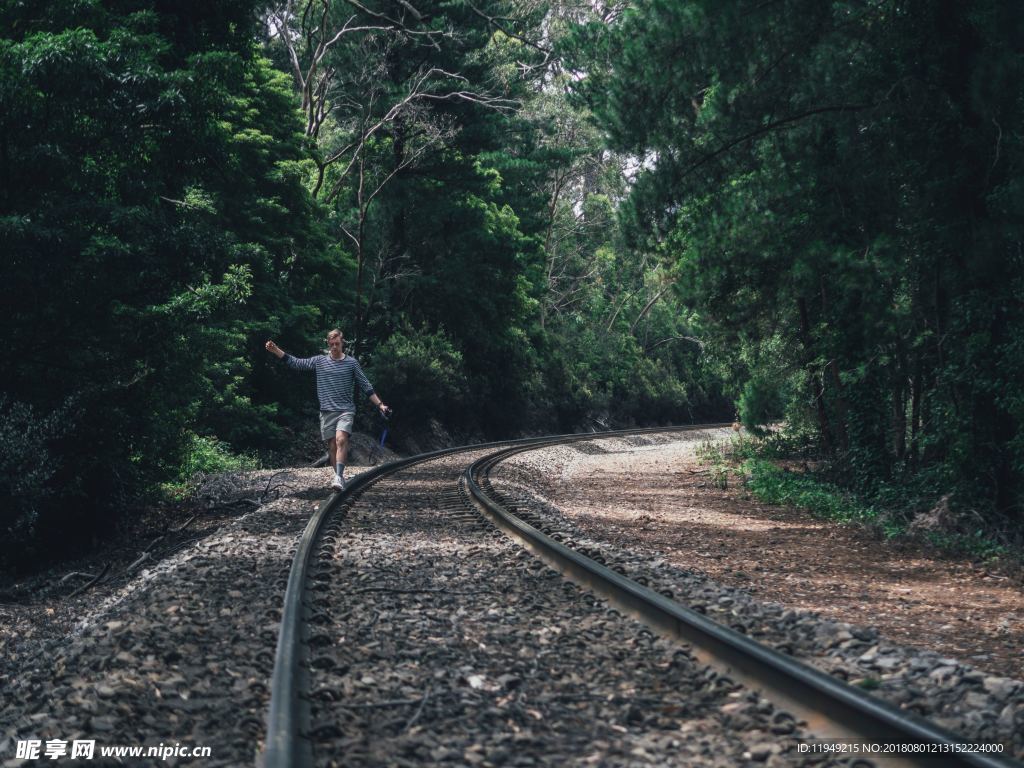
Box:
326;329;344;357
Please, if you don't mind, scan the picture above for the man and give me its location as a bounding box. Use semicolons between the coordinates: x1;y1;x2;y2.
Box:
265;330;389;491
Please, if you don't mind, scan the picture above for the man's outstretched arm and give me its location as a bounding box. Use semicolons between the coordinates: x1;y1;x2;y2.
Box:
266;340;316;370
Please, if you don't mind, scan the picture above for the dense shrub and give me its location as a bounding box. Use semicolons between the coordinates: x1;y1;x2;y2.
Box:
0;398;68;569
178;434;260;480
368;326;470;434
738;376;785;437
0;1;332;570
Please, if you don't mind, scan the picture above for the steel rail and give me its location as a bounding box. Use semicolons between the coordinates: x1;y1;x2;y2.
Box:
465;440;1022;768
260;424;722;767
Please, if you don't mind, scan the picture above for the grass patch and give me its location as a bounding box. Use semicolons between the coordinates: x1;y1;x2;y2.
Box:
160;433;260;501
699;438;882;525
179;434;260;477
741;457;878;525
697;440;741;489
922;530;1009;562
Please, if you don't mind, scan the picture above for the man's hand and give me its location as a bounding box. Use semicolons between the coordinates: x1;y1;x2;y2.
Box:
379;403;391;418
265;340;285;358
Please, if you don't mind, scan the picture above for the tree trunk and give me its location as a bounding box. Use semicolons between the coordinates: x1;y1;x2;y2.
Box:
797;297;833;454
820;278;849;451
353;158;367;347
892;326;910;462
909;359;923;468
892;380;906;462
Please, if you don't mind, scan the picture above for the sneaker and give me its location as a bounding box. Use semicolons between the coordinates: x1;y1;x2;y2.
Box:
331;474;345;492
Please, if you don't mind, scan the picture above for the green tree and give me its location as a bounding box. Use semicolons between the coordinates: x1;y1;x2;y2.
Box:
570;0;1024;523
0;1;330;569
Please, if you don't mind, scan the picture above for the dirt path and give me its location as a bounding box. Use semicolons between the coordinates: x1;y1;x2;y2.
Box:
520;435;1024;680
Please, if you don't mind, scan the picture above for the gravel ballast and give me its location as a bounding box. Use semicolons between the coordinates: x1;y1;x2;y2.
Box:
306;450;844;767
1;468;343;767
488;431;1024;761
5;429;1020;766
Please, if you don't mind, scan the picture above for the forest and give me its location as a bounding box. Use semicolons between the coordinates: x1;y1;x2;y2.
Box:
1;0;1021;572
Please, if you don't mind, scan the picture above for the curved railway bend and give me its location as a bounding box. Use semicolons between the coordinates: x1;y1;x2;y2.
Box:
2;427;1022;767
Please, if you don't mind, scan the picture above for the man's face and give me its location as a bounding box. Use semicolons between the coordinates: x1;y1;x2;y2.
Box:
328;335;343;355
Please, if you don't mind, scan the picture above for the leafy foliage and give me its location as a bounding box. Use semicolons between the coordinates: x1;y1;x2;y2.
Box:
0;398;69;559
743;458;878;525
368;326;469;435
0;1;331;570
0;0;750;571
264;0;730;437
570;0;1024;528
177;434;260;480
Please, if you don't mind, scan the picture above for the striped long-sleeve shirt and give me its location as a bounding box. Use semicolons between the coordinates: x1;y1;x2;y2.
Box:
283;353;375;413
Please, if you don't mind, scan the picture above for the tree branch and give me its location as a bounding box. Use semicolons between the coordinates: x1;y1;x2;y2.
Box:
630;282;675;335
647;335;705;352
679;103;873;181
464;0;552;57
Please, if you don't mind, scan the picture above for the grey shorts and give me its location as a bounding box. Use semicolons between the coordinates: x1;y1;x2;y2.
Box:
320;411;355;440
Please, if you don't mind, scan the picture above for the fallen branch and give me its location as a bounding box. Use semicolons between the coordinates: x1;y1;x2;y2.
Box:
125;551;150;573
403;686;431;732
162;535;207;559
260;470;292;502
170;514;198;533
60;570;100;585
68;563;110;598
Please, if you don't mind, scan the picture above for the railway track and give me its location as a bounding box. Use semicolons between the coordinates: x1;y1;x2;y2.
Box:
262;427;1021;768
